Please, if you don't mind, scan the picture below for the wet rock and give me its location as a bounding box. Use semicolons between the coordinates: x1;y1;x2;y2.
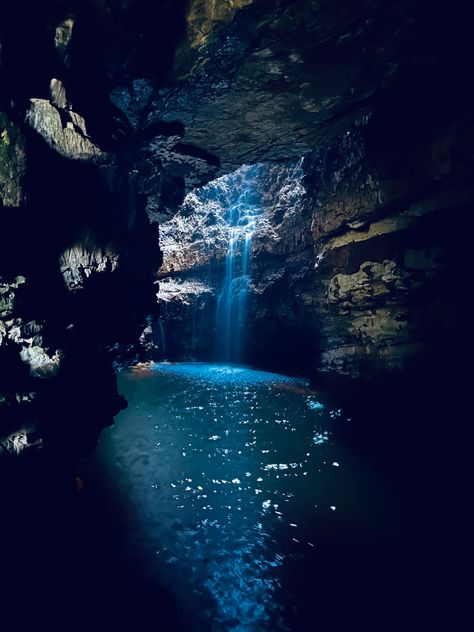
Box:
1;0;473;461
151;0;428;174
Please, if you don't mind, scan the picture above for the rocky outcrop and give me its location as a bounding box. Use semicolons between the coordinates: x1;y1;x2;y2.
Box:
27;97;105;162
0;113;26;207
150;0;458;173
0;3;159;457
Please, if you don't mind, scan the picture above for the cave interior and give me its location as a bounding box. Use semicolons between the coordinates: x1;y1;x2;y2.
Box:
0;1;472;630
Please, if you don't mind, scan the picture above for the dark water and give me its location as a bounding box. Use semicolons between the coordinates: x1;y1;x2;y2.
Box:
92;363;411;631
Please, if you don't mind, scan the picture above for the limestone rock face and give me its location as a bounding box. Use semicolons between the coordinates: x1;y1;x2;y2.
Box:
59;243;120;291
54;16;74;63
1;4;159;456
155;160;314;364
26;99;105;162
110;79;220;220
151;0;438;174
0;113;26;207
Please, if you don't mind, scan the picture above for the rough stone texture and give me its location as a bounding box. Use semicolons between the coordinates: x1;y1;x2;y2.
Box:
151;0;440;174
154;278;216;360
0;113;27;207
1;3;160;455
54;16;74;63
110;79;220;219
59;241;120;291
26;98;105;162
50;78;70;110
155;161;315;365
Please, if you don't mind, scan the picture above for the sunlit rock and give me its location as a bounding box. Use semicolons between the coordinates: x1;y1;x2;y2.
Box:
19;345;61;378
26;99;105;162
49;78;69;110
59;243;119;291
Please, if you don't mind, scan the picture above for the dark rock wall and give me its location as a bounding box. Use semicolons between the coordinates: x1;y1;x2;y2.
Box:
303;97;473;380
0;1;174;456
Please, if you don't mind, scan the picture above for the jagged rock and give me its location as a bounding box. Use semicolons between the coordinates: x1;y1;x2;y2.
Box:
327;261;410;308
59;243;120;291
26;99;105;161
0;276;26;320
50;78;69;110
156;104;473;380
150;0;428;174
0;113;27;207
54;16;74;63
158;278;214;305
19;346;61;378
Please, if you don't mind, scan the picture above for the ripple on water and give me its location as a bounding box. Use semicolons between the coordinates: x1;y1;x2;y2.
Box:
150;362;308;388
97;363;356;632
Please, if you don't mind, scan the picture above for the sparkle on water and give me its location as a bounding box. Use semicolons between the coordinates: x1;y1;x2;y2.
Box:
94;362;383;632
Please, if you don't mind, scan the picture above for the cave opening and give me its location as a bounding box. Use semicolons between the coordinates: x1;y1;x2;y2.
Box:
155;158;316;375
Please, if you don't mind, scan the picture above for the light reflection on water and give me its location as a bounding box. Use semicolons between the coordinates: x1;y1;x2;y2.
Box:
95;363;379;631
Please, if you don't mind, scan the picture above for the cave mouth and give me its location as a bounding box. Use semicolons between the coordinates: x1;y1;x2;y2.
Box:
154;158;315;374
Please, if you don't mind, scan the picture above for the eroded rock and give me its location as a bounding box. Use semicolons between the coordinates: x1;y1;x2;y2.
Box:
0;113;26;207
26;99;105;162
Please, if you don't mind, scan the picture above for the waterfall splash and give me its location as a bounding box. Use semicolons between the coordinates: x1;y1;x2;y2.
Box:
215;178;261;362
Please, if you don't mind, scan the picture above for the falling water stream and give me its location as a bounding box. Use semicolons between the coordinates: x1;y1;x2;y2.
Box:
215;189;260;362
158;320;167;358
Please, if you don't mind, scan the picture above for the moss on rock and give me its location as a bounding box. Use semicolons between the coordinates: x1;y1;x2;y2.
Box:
0;112;26;208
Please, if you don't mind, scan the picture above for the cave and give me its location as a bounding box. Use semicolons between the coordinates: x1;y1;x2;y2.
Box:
0;1;471;631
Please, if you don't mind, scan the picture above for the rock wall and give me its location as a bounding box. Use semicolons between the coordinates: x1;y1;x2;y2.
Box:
156;103;473;381
303;108;473;380
0;2;170;457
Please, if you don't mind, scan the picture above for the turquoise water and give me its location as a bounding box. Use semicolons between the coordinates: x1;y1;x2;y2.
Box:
94;363;390;631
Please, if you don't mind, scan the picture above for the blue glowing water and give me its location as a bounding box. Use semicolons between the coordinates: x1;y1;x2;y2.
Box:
94;363;388;632
215;186;261;363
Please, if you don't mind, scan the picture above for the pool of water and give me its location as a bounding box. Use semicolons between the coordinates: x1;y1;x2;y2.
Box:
92;363;398;631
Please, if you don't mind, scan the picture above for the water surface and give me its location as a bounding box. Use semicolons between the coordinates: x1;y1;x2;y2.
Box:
93;363;393;631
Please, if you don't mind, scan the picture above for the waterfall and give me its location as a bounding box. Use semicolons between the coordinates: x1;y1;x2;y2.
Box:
215;185;260;363
158;320;167;358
